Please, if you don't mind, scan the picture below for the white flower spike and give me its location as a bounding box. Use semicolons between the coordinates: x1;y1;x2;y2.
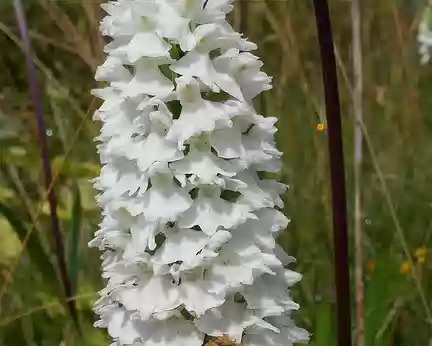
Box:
91;1;308;345
418;2;432;64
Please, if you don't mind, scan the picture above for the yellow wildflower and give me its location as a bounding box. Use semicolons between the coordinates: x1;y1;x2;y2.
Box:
415;246;428;264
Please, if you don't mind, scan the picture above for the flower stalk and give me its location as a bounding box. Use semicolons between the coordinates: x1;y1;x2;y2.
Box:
13;0;78;327
351;0;365;344
90;1;308;345
312;0;352;345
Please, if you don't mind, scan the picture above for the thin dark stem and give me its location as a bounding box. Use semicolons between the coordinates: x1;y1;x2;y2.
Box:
351;0;364;344
312;1;352;345
13;0;79;327
240;0;249;35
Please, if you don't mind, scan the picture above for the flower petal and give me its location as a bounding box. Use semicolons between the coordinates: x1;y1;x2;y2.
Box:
113;59;174;98
178;187;256;235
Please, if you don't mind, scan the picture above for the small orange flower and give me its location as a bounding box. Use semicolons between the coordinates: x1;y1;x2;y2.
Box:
400;261;411;275
316;123;325;131
415;246;428;264
366;260;376;276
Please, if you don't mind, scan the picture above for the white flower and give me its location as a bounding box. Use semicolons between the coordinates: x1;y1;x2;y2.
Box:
243;315;309;346
113;58;174;98
151;228;231;273
170;146;242;185
166;76;232;149
123;164;193;221
418;5;432;64
194;298;279;342
170;23;256;99
91;0;308;345
243;271;301;317
178;186;256;236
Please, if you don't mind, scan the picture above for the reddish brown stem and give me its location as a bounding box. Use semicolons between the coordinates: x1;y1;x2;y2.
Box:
312;0;353;345
13;0;79;328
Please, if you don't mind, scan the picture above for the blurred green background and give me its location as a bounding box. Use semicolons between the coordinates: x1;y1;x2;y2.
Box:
1;0;432;345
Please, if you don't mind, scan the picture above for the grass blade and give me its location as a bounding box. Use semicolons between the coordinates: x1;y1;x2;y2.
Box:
315;298;336;346
0;202;57;291
68;183;82;295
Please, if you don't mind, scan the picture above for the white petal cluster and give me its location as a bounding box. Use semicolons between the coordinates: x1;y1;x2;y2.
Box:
90;1;308;345
418;4;432;64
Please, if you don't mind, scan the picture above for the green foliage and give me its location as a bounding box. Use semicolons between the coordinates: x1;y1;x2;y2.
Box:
68;183;82;295
312;298;336;346
0;202;58;295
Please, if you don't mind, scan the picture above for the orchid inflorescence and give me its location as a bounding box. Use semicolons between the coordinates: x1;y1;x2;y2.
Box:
89;1;308;345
